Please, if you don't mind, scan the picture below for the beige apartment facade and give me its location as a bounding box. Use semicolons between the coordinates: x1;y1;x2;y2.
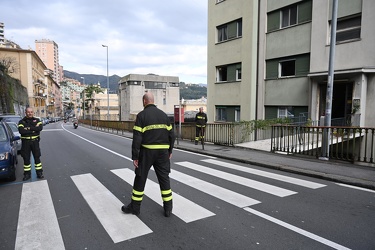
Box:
0;47;62;117
118;74;180;121
35;39;61;84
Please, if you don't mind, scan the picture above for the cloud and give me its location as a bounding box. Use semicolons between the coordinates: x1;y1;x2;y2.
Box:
1;0;207;84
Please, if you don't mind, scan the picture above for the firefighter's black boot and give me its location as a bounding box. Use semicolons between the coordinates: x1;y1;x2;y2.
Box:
36;170;44;179
23;172;31;181
163;201;173;218
121;202;140;215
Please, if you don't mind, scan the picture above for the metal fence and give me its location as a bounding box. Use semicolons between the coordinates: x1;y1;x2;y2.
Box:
271;125;375;164
78;119;374;165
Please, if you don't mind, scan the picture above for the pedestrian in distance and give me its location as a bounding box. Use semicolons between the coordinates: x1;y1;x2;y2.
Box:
122;92;176;217
195;107;207;145
18;107;44;181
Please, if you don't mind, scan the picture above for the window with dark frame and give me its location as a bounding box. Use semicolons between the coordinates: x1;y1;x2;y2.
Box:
217;66;227;82
281;5;297;28
280;60;295;77
335;15;361;43
217;19;242;43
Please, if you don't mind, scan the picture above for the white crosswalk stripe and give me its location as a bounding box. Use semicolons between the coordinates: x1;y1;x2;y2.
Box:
15;180;65;250
112;168;216;223
12;158;329;247
169;168;261;207
71;173;153;243
176;161;297;197
202;159;326;189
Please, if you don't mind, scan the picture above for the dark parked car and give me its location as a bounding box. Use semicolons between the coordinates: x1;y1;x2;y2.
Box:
0;121;20;181
6;122;22;153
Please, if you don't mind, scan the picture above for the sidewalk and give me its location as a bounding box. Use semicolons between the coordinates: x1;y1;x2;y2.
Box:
173;138;375;191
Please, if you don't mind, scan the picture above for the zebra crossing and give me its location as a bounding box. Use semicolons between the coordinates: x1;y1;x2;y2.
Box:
14;158;327;248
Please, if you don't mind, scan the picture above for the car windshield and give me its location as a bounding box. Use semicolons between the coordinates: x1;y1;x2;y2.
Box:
0;126;8;142
7;123;18;133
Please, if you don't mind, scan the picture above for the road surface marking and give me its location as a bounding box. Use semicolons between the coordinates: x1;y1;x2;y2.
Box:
203;159;326;189
71;174;152;243
15;180;65;250
169;169;261;207
112;168;216;223
176;161;296;197
244;207;351;250
336;183;375;193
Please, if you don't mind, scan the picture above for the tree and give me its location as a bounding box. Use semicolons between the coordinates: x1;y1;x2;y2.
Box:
83;85;104;116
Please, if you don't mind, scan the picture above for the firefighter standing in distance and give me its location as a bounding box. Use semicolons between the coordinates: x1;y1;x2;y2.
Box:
195;107;207;145
122;92;175;217
18;107;44;181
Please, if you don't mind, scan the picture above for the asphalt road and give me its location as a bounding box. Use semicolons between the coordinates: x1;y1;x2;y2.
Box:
0;121;374;250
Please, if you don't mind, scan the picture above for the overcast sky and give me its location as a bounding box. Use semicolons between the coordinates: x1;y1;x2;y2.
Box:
1;0;208;84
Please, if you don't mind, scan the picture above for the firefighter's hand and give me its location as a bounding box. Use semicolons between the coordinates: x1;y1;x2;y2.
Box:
169;153;172;159
133;160;139;168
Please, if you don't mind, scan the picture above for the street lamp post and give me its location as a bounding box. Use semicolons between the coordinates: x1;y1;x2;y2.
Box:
102;44;110;120
81;77;85;119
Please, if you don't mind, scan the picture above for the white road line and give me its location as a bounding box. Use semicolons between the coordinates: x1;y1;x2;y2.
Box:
202;159;326;189
176;161;296;197
244;207;351;250
169;169;261;207
336;183;375;193
71;174;152;243
15;180;65;250
112;168;216;223
62;126;132;161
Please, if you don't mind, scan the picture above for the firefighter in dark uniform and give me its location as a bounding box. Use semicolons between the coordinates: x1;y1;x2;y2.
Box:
195;107;207;145
122;92;175;217
18;107;44;181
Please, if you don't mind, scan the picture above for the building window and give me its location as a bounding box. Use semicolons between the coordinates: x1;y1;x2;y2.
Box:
216;63;241;83
278;107;294;118
215;106;240;122
217;19;242;43
279;60;295;77
236;68;242;81
281;5;297;28
216;0;225;3
217;66;227;82
267;0;312;32
216;107;227;121
335;15;361;43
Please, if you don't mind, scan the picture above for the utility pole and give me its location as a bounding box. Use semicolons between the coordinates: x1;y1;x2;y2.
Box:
321;0;338;160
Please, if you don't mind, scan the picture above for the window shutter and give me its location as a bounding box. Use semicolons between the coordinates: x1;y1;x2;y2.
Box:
227;21;237;39
298;0;312;23
267;11;280;32
266;60;279;79
227;64;237;81
295;54;310;76
265;106;278;120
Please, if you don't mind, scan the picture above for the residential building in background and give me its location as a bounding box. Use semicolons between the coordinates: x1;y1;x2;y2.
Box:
35;39;61;84
118;74;180;121
208;0;375;127
0;22;4;45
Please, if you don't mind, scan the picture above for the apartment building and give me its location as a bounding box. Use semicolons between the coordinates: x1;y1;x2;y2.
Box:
118;74;180;121
207;0;259;122
0;22;4;45
0;47;62;117
35;39;61;84
208;0;375;127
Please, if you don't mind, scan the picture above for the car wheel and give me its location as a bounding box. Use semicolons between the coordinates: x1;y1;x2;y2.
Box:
8;163;16;182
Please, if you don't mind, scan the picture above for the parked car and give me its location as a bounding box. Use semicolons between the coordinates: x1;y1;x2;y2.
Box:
6;122;22;153
0;114;23;123
0;121;20;181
